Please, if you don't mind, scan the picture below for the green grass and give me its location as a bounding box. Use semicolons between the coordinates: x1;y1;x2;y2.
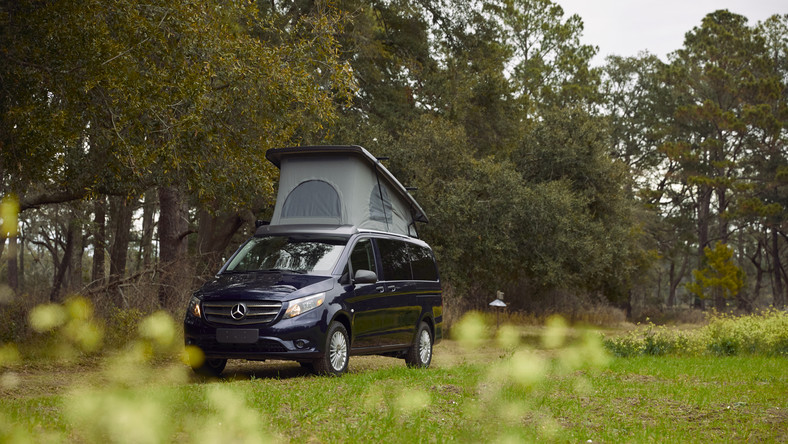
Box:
1;305;786;443
1;349;786;443
554;356;786;442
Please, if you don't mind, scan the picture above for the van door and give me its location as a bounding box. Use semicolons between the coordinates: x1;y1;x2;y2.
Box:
409;242;443;341
375;238;420;346
344;238;386;349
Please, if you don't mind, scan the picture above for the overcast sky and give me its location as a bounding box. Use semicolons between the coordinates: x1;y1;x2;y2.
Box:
557;0;787;64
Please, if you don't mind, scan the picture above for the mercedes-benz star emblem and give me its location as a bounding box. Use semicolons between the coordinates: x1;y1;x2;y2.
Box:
230;303;247;321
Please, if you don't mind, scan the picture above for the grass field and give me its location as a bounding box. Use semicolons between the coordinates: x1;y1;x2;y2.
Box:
1;321;786;443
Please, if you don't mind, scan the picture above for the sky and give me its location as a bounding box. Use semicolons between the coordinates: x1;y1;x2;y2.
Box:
557;0;787;64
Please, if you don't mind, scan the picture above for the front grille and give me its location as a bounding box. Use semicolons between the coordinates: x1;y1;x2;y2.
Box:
202;300;282;326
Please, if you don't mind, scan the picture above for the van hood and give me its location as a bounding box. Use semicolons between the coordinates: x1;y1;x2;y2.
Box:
197;271;334;301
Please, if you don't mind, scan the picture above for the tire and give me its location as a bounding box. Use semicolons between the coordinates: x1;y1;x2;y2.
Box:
313;321;349;376
405;322;433;368
192;357;227;378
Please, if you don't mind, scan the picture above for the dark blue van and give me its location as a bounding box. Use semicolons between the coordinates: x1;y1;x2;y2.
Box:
184;146;442;376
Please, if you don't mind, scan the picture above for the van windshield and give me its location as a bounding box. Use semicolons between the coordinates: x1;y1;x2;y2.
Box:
224;236;346;275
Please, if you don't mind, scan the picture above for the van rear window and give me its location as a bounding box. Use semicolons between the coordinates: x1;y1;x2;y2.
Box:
410;244;438;281
377;239;438;282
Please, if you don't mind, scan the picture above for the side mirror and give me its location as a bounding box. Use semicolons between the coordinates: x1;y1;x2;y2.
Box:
353;269;378;284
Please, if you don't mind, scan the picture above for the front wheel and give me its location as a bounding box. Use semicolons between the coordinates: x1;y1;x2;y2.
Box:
192;357;227;378
405;322;433;368
312;321;349;376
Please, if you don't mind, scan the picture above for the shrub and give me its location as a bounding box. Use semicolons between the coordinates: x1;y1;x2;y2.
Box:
604;309;788;357
702;309;788;356
604;323;701;357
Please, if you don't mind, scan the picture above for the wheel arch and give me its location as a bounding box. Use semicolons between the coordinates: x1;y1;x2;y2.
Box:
330;311;353;345
419;313;435;338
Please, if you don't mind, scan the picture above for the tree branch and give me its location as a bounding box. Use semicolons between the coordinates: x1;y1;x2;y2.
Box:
19;187;134;212
19;190;89;212
178;229;197;241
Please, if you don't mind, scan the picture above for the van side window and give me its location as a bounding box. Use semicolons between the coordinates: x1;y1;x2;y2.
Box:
377;238;412;281
349;238;377;276
410;244;438;281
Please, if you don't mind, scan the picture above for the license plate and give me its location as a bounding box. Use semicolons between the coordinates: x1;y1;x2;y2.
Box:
217;328;259;344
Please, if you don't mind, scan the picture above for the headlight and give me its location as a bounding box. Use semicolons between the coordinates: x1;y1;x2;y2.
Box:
284;293;325;319
188;296;202;318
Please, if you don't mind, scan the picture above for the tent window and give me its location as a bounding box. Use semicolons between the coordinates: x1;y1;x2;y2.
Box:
282;180;341;220
370;184;393;225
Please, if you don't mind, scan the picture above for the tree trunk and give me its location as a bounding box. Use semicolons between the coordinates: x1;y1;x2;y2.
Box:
109;196;134;306
623;290;633;320
17;235;24;293
773;229;785;308
158;186;189;309
667;262;676;308
91;197;107;288
713;286;726;312
694;186;712;311
713;187;729;312
51;221;76;302
196;207;246;276
139;190;156;270
697;186;712;255
109;197;133;281
68;222;84;292
669;253;690;308
7;235;18;292
740;265;763;312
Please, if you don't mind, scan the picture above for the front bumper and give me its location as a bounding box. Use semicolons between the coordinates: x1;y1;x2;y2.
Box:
183;308;328;361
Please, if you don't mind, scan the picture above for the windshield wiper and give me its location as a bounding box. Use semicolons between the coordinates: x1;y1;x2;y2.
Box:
222;268;305;274
262;268;305;274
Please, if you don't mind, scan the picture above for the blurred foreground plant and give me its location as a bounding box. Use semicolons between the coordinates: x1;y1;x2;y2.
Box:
28;296;105;360
451;311;611;441
1;298;277;443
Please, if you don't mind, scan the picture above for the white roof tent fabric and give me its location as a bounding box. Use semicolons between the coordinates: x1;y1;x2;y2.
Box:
266;145;428;237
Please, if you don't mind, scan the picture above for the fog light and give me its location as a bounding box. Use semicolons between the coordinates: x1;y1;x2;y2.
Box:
295;339;307;349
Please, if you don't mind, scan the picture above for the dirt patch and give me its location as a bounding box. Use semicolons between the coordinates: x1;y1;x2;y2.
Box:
1;358;105;399
0;340;511;400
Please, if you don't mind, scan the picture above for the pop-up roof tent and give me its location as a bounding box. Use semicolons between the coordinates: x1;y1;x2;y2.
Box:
265;145;428;237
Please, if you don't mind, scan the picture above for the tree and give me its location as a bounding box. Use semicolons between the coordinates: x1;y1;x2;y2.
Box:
494;0;600;111
603;53;672;190
513;107;644;304
661;10;783;310
687;241;746;304
603;53;700;309
752;14;788;308
1;0;354;307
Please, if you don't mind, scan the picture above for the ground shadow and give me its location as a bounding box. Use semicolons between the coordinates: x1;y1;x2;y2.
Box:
188;360;312;383
189;354;414;383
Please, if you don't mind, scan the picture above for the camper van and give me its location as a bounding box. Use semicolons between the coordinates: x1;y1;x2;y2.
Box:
183;146;442;376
